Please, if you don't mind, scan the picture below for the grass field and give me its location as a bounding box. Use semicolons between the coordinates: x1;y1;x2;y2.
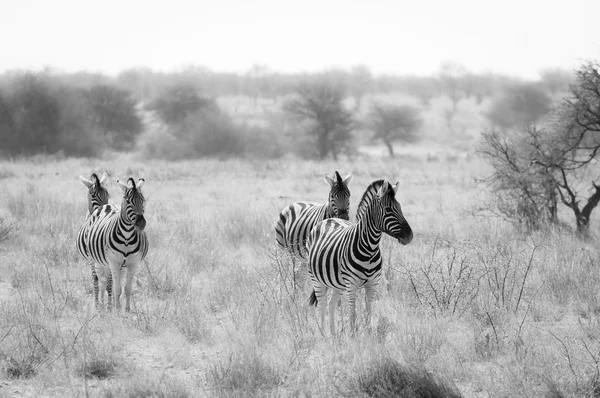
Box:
1;148;600;397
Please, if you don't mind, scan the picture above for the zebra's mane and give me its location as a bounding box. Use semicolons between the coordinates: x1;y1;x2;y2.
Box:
127;178;136;190
354;180;385;222
90;173;99;185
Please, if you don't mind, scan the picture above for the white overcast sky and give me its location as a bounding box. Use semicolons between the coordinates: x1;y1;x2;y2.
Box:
2;0;599;78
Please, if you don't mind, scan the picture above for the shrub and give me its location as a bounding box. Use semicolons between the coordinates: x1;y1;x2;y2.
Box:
355;357;461;398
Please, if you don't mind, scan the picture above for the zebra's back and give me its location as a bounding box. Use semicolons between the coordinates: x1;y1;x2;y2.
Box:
76;204;118;260
275;202;328;258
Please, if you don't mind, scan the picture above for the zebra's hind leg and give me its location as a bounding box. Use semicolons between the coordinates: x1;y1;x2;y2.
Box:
310;283;329;336
91;263;99;309
106;269;113;309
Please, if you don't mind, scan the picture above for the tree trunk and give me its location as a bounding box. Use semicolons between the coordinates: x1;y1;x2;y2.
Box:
575;184;600;234
317;130;329;159
384;139;394;157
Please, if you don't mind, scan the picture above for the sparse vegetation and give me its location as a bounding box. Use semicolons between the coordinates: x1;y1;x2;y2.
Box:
1;62;600;396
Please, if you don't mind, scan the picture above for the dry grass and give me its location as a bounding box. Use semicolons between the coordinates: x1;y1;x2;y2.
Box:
0;149;599;397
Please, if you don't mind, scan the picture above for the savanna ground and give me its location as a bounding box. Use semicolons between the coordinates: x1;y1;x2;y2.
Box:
2;94;600;397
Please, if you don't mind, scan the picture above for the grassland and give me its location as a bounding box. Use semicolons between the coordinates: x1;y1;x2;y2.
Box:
1;147;600;397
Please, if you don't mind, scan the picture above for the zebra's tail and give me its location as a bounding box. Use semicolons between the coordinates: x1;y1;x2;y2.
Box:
308;290;318;306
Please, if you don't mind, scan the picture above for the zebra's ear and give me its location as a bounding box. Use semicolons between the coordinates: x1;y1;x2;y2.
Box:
117;179;129;192
376;181;390;199
137;178;145;190
392;181;400;194
80;176;93;188
342;173;353;185
99;172;108;185
324;173;334;187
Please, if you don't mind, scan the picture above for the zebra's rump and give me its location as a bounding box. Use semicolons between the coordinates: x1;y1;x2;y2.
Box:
275;202;327;257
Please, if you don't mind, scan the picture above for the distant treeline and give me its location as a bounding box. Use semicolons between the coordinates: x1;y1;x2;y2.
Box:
0;65;573;159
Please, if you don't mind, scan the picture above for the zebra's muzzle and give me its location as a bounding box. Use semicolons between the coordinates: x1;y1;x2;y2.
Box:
135;215;146;231
396;225;413;245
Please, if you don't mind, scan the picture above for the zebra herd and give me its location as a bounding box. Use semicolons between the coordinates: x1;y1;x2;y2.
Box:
77;173;148;312
276;172;413;334
76;170;412;335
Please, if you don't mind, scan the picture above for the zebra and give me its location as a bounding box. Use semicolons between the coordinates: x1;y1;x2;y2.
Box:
77;172;113;308
274;171;352;259
307;179;413;335
82;177;148;312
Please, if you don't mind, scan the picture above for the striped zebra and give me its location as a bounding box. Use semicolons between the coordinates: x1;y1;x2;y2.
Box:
77;172;113;308
81;177;149;311
307;179;413;334
275;171;352;259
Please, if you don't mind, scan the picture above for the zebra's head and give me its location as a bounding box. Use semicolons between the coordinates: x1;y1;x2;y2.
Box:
80;172;109;214
375;180;413;245
117;177;146;232
324;171;352;220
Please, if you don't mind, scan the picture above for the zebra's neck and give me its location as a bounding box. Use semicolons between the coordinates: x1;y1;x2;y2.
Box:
116;206;138;239
355;198;382;250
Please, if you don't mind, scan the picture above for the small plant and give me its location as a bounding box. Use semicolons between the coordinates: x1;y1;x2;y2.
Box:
0;216;14;244
354;356;462;398
209;350;282;397
77;357;116;379
402;238;480;317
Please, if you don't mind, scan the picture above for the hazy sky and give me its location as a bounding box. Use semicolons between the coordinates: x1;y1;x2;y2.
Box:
2;0;598;78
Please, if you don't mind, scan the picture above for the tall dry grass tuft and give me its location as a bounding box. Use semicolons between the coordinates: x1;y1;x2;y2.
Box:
209;349;283;397
350;356;462;398
102;374;191;398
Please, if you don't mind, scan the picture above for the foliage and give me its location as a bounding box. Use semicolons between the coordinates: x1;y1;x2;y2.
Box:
355;357;461;398
85;84;143;150
283;80;354;160
486;82;552;129
2;74;62;155
148;82;216;125
368;102;422;156
479;61;600;233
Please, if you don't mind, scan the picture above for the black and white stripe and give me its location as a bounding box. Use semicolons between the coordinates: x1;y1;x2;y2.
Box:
275;171;352;258
76;172;113;308
80;177;149;311
307;179;413;334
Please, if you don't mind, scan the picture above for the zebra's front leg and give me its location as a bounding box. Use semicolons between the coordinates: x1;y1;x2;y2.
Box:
328;289;342;336
364;281;378;332
110;265;123;311
124;264;138;312
95;265;110;310
346;286;359;334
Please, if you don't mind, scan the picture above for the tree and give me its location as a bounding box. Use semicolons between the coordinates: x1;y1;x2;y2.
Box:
478;128;559;229
368;103;422;157
148;82;215;125
486;83;552;130
85;84;143;150
438;61;468;130
479;61;600;234
283;81;354;160
0;90;15;154
7;74;61;154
